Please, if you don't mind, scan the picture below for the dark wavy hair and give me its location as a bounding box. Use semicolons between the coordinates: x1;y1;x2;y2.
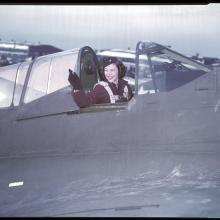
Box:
99;56;127;81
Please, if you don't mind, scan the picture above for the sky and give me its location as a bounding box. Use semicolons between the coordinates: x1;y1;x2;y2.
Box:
0;4;220;57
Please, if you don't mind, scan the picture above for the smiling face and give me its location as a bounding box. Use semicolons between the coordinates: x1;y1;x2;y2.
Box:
104;63;119;84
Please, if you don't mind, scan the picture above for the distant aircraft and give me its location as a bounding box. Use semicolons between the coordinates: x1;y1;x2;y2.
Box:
0;41;62;67
0;41;220;217
190;53;220;67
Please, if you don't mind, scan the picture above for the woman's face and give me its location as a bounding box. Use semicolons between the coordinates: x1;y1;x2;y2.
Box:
104;63;119;84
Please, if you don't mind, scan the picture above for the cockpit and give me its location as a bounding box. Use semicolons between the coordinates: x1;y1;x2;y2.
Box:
97;42;211;95
0;41;212;121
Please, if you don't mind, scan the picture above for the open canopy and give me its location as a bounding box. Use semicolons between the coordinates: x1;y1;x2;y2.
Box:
0;46;99;120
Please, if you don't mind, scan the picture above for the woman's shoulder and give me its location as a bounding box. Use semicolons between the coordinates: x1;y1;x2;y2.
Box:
92;81;111;103
119;79;129;85
119;79;132;91
93;81;110;95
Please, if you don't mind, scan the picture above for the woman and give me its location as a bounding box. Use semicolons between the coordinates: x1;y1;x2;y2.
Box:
69;56;133;108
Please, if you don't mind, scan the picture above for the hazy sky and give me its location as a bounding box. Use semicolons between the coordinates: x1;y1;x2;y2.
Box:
0;4;220;57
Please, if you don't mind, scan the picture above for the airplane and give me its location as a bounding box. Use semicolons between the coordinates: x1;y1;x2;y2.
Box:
191;54;220;67
0;41;62;67
0;40;220;217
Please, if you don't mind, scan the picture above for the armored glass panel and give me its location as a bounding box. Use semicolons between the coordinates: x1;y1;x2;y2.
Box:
13;61;30;106
47;52;78;94
80;50;98;91
0;64;19;108
24;57;51;103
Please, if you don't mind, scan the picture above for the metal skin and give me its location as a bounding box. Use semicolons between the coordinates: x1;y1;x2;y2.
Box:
0;42;220;217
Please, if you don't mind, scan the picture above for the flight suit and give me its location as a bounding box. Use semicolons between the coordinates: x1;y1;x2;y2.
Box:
72;79;133;108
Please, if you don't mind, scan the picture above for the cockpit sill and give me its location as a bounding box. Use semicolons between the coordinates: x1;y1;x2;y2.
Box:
15;100;132;121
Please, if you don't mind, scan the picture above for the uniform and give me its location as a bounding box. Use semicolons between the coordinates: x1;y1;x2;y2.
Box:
68;56;133;108
72;79;133;108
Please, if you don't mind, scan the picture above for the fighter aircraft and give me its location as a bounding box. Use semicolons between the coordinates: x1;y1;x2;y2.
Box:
0;41;220;217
